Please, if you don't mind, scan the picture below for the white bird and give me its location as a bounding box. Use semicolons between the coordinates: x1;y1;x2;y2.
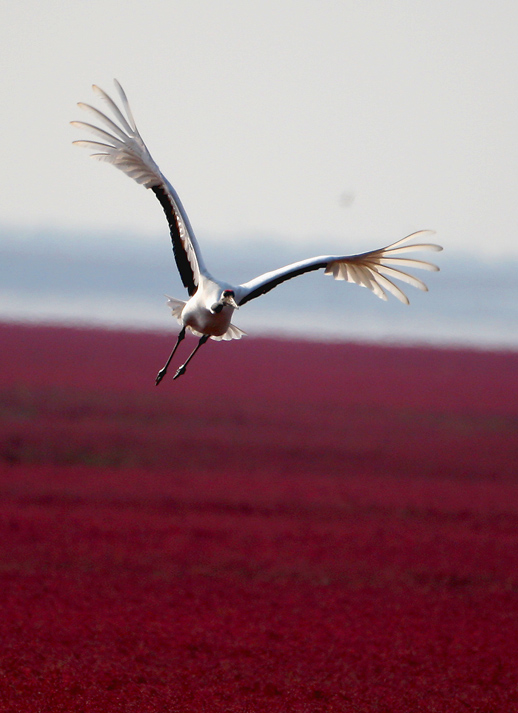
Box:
71;80;442;384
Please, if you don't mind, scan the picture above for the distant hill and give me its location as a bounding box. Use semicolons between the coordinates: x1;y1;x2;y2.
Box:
2;226;517;348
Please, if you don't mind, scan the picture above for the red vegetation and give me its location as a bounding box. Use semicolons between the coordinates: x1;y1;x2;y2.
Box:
1;322;518;711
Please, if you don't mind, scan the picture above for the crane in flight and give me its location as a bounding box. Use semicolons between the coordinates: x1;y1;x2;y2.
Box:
72;81;442;384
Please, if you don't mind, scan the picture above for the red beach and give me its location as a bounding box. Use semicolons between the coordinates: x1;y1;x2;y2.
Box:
1;322;517;711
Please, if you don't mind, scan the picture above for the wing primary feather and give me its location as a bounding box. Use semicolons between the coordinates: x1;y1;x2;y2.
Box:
70;121;126;148
371;270;410;304
381;244;442;256
72;139;112;153
378;257;439;271
76;103;130;141
92;84;134;136
375;264;428;291
114;79;138;132
380;229;437;250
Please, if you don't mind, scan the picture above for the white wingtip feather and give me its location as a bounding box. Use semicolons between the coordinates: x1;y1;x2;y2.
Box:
325;231;442;304
72;81;162;190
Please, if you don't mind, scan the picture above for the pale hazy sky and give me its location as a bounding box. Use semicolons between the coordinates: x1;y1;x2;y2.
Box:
2;1;518;257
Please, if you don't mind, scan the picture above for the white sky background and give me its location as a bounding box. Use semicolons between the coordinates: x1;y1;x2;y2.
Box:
1;0;518;258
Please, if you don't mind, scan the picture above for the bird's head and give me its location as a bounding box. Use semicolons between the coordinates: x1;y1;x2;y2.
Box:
210;289;239;314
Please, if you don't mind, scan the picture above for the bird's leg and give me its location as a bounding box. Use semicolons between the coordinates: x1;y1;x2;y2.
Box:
155;327;186;385
173;334;209;380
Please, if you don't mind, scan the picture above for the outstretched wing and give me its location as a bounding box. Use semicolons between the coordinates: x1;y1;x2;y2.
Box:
236;231;442;306
71;80;210;296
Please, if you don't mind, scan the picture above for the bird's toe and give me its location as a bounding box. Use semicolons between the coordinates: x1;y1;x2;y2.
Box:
173;365;186;380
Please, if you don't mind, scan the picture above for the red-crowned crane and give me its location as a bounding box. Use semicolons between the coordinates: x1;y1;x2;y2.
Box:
72;81;442;383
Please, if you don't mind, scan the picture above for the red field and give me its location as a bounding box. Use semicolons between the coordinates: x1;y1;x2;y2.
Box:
1;322;518;712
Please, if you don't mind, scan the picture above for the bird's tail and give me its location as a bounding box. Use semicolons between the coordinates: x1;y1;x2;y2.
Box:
166;296;186;322
210;323;247;341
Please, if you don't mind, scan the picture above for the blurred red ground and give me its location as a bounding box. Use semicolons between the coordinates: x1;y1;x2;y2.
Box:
1;322;518;712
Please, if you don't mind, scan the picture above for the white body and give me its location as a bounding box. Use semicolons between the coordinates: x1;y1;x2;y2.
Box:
167;278;245;341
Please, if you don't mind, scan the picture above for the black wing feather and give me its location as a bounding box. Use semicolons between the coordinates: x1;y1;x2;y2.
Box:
238;260;328;306
151;185;197;296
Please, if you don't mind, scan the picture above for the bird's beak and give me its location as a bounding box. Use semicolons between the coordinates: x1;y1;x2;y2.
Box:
227;296;239;309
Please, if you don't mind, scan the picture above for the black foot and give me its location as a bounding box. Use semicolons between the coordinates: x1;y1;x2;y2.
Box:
155;368;167;386
173;365;187;380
